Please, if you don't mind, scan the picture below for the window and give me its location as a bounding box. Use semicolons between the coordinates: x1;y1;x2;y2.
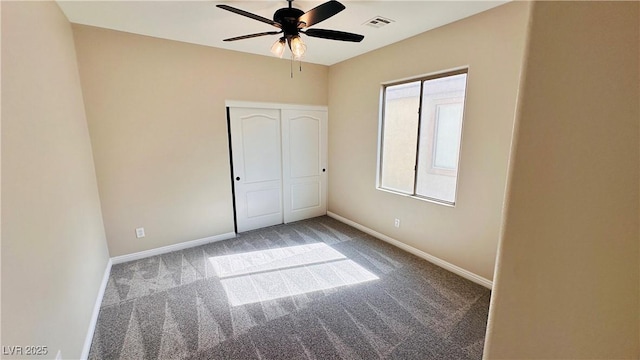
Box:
378;69;468;205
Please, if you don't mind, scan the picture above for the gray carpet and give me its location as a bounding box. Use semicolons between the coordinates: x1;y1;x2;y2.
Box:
89;216;490;359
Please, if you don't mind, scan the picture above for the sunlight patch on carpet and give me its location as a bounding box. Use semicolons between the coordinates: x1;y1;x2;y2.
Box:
208;243;378;306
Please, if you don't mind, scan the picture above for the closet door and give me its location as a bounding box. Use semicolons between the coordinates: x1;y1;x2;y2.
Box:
229;108;283;232
282;109;328;223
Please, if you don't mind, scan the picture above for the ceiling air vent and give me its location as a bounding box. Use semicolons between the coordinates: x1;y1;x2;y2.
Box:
363;16;394;28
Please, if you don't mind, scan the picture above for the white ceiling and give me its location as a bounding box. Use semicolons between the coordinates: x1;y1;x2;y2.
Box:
57;1;507;66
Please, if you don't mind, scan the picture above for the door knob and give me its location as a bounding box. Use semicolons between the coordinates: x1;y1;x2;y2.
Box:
322;169;326;172
236;177;240;181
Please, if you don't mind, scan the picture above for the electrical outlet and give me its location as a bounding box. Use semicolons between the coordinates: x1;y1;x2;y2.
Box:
135;227;145;238
394;218;400;228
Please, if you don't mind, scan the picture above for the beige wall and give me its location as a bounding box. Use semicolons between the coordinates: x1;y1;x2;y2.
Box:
5;2;636;358
1;2;109;359
327;2;531;281
485;2;639;358
72;26;328;256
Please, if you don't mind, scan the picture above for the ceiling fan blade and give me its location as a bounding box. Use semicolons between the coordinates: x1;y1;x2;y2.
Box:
298;0;345;28
303;29;364;42
216;4;281;28
223;31;282;42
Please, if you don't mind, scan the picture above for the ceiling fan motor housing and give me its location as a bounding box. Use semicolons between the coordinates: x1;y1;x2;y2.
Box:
274;7;305;35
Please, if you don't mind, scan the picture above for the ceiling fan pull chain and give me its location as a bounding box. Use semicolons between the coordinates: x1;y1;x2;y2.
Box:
290;54;294;78
299;60;302;72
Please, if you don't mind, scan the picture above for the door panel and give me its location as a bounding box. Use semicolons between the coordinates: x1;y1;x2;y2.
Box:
290;118;320;178
291;182;321;210
282;110;327;223
241;116;282;183
246;189;281;217
230;108;283;232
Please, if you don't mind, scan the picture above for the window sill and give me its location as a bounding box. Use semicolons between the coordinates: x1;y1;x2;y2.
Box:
376;187;456;208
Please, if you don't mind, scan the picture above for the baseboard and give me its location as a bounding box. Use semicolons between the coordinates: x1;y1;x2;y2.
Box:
82;232;237;358
326;211;493;289
81;258;112;360
111;232;237;265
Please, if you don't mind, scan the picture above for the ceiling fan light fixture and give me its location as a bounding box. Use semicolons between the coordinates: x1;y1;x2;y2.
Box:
290;35;306;59
218;0;364;66
294;44;307;60
270;37;286;58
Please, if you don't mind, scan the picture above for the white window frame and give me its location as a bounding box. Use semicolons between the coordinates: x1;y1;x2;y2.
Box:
376;68;468;207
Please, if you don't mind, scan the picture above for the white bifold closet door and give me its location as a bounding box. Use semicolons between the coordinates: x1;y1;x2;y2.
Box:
229;106;327;233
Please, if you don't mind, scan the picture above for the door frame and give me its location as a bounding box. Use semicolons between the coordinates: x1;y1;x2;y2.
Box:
226;101;327;112
225;100;328;233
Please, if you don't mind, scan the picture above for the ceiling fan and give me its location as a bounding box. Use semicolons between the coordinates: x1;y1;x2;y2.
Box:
216;0;364;59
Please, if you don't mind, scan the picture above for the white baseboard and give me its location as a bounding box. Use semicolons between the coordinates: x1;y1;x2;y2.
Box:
111;232;236;265
82;232;237;358
81;258;112;360
327;211;493;289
